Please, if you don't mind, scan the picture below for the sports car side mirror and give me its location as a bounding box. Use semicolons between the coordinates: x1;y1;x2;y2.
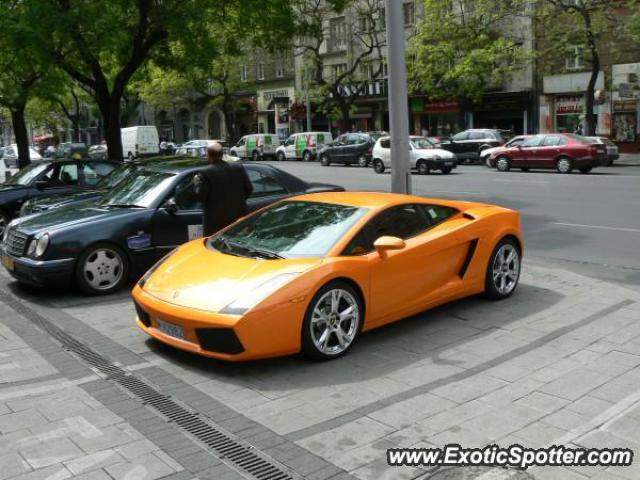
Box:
374;236;405;257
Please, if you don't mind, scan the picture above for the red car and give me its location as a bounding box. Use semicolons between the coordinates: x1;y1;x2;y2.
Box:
488;134;607;174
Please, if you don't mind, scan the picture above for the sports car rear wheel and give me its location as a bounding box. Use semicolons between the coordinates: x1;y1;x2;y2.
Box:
485;238;520;300
302;281;363;360
76;243;129;295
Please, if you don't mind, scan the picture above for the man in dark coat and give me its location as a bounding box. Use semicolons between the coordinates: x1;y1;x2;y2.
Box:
194;143;253;235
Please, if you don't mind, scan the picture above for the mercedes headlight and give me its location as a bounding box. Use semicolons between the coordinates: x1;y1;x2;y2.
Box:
220;272;300;315
27;233;49;258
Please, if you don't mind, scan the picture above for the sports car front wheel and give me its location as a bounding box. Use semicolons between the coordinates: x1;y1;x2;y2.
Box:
484;238;521;300
302;281;363;360
76;243;129;295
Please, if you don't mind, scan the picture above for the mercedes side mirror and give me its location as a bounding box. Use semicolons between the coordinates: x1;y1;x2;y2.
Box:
163;198;178;214
374;236;406;258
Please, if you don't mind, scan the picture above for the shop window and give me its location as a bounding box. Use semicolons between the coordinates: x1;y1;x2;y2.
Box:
257;63;265;80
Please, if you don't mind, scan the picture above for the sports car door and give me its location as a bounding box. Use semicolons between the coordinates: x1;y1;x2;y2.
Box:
366;204;469;327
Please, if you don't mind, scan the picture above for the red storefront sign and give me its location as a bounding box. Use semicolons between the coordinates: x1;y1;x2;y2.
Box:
424;101;460;113
556;95;584;115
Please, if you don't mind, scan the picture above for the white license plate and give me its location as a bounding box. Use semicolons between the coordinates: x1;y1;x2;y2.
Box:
1;254;14;271
156;319;185;340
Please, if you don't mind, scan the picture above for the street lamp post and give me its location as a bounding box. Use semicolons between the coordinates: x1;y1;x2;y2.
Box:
385;0;411;194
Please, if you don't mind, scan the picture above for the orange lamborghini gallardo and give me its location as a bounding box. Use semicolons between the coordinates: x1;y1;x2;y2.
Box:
132;192;523;361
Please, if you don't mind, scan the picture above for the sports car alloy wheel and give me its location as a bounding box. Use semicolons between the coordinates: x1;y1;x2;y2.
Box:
304;283;362;360
486;240;520;299
77;244;128;295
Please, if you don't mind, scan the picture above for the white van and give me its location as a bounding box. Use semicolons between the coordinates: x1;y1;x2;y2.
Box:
229;134;280;160
275;132;333;161
121;126;160;160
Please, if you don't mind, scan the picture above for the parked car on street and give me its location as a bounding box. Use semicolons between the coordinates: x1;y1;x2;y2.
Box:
182;139;227;150
318;132;387;167
230;134;280;160
132;192;523;361
2;144;43;168
276;132;334;161
481;135;531;165
0;158;117;237
372;136;458;174
55;142;88;160
121;126;160;160
585;136;619;165
439;129;505;163
1;159;344;295
88;144;108;160
488;134;608;173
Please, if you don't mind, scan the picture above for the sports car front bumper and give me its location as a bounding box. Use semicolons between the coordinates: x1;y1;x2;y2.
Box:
132;285;307;361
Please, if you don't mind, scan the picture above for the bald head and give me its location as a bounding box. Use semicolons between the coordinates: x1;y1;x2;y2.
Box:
207;142;223;164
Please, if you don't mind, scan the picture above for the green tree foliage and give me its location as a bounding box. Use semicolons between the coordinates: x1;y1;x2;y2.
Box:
0;1;58;168
536;0;630;136
409;0;530;104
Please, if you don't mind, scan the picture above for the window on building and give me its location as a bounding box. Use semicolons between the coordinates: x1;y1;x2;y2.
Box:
565;45;585;70
257;63;265;80
379;8;386;30
332;63;347;81
361;62;373;80
329;17;347;51
403;2;415;26
275;59;285;78
241;65;248;82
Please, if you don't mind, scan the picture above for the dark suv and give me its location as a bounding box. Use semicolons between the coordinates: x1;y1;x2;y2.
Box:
318;132;387;167
440;129;504;163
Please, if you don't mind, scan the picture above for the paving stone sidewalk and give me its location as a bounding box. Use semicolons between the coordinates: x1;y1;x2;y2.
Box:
1;262;640;480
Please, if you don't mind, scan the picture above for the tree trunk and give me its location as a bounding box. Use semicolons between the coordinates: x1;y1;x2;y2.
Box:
339;102;351;133
98;97;124;162
584;57;599;137
10;105;30;169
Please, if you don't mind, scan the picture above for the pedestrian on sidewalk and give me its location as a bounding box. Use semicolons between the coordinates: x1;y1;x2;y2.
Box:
192;142;253;236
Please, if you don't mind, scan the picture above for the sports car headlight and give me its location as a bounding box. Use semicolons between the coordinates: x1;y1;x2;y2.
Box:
27;233;49;258
138;249;177;288
220;272;300;315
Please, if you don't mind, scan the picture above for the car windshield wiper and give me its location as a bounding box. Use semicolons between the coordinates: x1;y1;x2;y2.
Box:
217;238;283;259
215;237;245;258
102;203;145;209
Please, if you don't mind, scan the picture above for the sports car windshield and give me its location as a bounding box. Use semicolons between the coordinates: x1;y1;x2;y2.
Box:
210;201;369;259
410;137;435;149
3;162;49;186
97;170;175;208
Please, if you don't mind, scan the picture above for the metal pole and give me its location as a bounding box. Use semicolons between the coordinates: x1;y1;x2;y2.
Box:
305;73;312;132
385;0;411;194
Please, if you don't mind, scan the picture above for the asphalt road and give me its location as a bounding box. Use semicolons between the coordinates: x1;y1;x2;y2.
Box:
265;160;640;290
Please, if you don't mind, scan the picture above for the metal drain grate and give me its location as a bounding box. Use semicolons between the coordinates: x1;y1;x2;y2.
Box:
1;293;295;480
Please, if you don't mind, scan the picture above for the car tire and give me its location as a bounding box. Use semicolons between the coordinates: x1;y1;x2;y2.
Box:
127;152;134;161
320;154;330;166
303;150;312;162
252;150;260;161
301;280;363;361
75;243;129;295
277;152;285;161
417;160;430;175
357;155;368;168
607;159;614;166
579;167;593;174
441;166;452;174
496;156;511;172
373;159;385;174
0;210;9;238
521;167;530;172
484;237;521;300
556;156;573;174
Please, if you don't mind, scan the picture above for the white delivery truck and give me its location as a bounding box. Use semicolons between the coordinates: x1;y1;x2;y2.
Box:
121;126;160;160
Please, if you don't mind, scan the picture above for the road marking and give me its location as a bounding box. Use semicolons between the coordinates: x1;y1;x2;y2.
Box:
552;222;640;234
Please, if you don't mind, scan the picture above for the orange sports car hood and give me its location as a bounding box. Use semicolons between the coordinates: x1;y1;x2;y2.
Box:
142;240;322;312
